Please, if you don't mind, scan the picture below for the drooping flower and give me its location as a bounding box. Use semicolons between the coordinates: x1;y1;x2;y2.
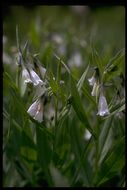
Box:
22;67;33;84
97;92;110;116
27;98;44;123
29;69;44;86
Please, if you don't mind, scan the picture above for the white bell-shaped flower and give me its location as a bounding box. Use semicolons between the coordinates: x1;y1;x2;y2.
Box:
29;69;44;86
97;92;110;116
22;68;33;84
27;98;43;123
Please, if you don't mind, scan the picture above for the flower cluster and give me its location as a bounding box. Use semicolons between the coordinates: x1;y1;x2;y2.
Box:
88;69;110;117
16;50;47;123
25;64;47;123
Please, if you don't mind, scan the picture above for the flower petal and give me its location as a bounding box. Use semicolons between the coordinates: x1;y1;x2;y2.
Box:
27;100;39;117
27;99;44;122
22;68;33;84
29;69;43;86
34;108;43;123
97;94;110;116
34;100;43;122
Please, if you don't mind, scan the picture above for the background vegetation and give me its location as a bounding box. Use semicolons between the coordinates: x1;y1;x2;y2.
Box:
3;6;125;187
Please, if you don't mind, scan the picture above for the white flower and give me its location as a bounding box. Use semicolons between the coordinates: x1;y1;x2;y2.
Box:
88;76;96;86
22;68;33;84
97;93;110;116
27;99;44;123
29;69;44;86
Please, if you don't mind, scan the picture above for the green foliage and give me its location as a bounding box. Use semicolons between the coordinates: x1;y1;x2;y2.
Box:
3;6;125;187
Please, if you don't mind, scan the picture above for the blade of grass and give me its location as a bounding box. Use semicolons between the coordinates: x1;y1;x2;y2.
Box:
36;124;53;186
71;136;93;186
77;64;90;92
71;76;96;139
93;136;125;186
104;48;125;71
53;53;71;75
91;48;103;77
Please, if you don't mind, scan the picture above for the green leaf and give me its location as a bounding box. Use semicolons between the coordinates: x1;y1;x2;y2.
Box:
104;101;125;120
77;64;90;92
98;117;113;163
21;146;37;162
94;136;125;186
82;85;96;106
36;125;53;185
53;53;71;75
6;124;22;159
36;126;52;167
14;157;36;186
104;48;125;72
22;40;29;59
91;48;103;78
71;77;96;139
21;130;36;150
16;25;20;51
70;117;91;186
103;49;125;82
